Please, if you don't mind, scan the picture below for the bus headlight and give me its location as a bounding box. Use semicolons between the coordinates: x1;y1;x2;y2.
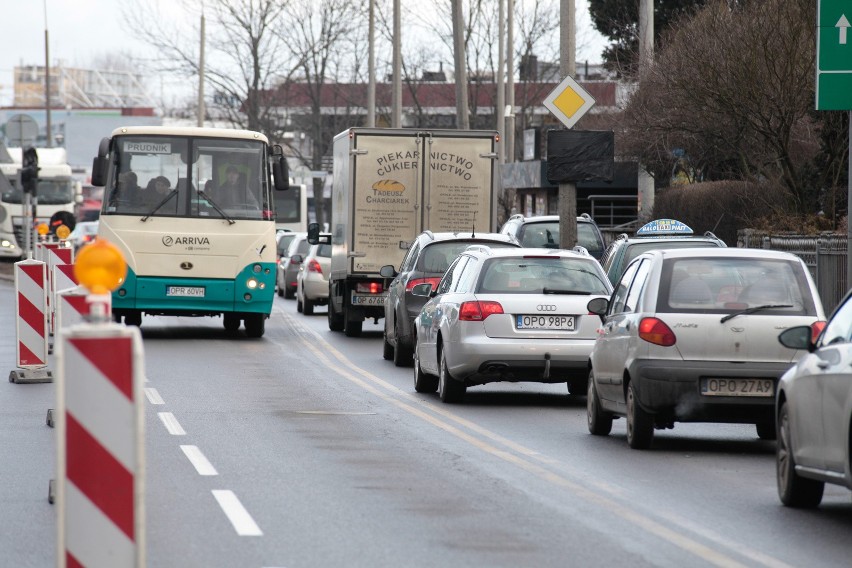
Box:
246;278;258;289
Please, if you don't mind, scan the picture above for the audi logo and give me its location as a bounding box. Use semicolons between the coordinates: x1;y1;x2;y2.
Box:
536;304;557;312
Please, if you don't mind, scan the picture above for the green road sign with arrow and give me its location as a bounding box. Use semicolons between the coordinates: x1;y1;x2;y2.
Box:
817;0;852;110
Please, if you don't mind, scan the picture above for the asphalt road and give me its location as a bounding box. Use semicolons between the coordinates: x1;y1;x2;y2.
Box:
2;280;851;567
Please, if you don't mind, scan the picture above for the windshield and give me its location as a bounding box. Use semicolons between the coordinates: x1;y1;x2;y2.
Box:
1;174;74;205
517;221;603;253
477;257;610;294
102;135;271;220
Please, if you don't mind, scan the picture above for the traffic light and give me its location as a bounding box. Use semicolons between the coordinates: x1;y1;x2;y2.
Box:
21;146;39;194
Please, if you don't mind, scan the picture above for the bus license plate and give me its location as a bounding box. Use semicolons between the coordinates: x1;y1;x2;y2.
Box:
516;315;575;331
166;286;205;298
351;293;385;305
701;378;774;397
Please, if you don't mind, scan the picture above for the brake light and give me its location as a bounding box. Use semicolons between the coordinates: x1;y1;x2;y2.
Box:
459;300;504;321
811;320;826;343
638;317;676;346
356;281;383;294
308;259;322;273
406;277;442;292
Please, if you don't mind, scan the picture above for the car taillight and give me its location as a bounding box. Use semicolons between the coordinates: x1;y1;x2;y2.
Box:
356;281;383;294
406;277;442;292
638;317;676;346
308;259;322;273
811;320;827;343
459;300;504;321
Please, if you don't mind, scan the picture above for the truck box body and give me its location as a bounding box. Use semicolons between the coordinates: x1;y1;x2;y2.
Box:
328;128;499;335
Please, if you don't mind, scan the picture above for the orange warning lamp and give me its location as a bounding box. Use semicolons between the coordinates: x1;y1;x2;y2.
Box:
37;223;49;236
56;225;71;240
74;239;127;295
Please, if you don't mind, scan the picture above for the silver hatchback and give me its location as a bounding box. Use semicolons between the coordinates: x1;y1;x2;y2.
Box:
586;248;826;449
412;246;612;403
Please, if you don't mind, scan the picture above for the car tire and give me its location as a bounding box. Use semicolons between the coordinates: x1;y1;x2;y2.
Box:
303;296;314;315
277;286;284;298
296;297;303;313
414;343;438;393
626;381;654;449
124;311;142;327
285;286;295;300
244;313;265;338
382;332;394;360
587;371;613;436
223;313;241;332
756;419;776;441
777;402;824;508
328;298;344;332
393;322;413;367
438;347;465;403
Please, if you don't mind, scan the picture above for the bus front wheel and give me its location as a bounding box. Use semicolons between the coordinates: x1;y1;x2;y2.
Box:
223;313;241;332
244;314;265;338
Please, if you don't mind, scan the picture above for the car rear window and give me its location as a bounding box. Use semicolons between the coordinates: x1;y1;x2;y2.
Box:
316;244;332;258
623;240;721;268
415;241;515;274
657;257;818;315
517;221;603;254
477;257;610;295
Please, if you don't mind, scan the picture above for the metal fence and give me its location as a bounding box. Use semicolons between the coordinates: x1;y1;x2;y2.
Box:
737;230;848;314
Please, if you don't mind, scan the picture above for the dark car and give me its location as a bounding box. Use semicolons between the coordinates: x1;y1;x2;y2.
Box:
599;219;726;285
379;231;520;366
498;213;606;259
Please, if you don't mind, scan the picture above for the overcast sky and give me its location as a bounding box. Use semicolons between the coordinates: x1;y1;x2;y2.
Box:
0;0;608;108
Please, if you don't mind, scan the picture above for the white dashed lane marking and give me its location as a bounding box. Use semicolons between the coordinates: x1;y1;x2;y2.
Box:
158;412;186;435
212;490;263;536
180;445;218;476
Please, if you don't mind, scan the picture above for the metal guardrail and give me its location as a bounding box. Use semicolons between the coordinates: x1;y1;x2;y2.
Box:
737;230;848;314
589;195;637;229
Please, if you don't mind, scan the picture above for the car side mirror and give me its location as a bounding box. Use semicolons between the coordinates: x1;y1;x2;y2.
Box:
411;282;434;298
379;265;397;278
778;325;814;352
587;296;609;323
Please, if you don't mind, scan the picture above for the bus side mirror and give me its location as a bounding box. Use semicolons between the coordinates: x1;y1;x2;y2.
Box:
91;137;110;187
271;145;290;191
307;222;331;245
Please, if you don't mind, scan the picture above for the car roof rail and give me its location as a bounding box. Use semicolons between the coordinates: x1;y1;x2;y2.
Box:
572;245;590;256
464;244;493;255
578;212;593;221
703;230;721;240
616;233;629;241
508;213;524;221
423;230;435;241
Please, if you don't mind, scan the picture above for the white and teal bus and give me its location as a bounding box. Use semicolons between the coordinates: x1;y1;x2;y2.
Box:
274;182;308;232
91;126;290;337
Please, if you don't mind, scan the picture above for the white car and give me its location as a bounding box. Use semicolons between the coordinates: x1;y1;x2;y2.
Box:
775;290;852;508
276;232;308;299
67;221;99;251
586;248;826;449
412;246;612;403
296;243;331;315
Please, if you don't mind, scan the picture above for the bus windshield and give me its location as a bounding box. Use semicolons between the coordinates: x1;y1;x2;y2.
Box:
102;135;272;221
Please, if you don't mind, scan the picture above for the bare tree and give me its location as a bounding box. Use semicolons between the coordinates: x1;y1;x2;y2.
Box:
122;0;290;138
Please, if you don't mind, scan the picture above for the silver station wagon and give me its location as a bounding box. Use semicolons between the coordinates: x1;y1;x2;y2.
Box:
412;246;613;403
586;248;826;449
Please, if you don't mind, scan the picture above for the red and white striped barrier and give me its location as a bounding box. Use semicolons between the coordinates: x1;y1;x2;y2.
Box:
9;259;52;384
52;264;80;335
55;286;98;332
56;320;145;567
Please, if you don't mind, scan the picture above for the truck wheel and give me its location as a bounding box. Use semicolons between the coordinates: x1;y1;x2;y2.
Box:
344;318;362;337
328;300;344;332
244;314;265;338
223;313;241;332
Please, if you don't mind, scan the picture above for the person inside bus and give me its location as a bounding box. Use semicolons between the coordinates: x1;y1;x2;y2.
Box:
213;165;259;210
109;170;140;209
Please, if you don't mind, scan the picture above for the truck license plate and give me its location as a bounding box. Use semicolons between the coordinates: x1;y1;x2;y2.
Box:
351;293;386;305
700;378;774;397
166;286;205;298
516;315;575;331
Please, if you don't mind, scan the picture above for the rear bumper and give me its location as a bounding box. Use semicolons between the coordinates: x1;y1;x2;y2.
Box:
628;359;792;423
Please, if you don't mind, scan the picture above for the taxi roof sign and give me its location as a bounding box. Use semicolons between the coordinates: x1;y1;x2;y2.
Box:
636;219;694;236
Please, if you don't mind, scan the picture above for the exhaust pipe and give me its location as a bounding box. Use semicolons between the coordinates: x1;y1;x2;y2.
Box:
543;353;551;380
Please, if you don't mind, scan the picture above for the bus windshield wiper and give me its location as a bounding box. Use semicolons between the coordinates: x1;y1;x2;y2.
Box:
141;190;178;222
198;190;235;225
720;304;793;323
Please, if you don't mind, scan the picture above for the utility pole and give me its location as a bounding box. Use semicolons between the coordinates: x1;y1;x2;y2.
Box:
391;0;401;128
367;0;376;127
197;11;206;127
497;0;505;163
451;0;470;129
44;0;52;147
506;0;515;162
637;0;655;222
558;0;577;249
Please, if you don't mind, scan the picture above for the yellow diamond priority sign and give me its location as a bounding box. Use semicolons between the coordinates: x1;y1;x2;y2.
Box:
543;75;596;129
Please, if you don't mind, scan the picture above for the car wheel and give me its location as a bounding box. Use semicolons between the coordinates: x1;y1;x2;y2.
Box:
393;322;413;367
244;314;265;338
124;311;142;327
277;285;284;298
284;285;295;300
328;298;344;332
587;370;613;436
414;343;438;393
296;297;303;313
223;313;241;332
382;331;394;360
777;402;824;508
756;419;776;441
626;381;654;449
438;347;465;403
303;296;314;315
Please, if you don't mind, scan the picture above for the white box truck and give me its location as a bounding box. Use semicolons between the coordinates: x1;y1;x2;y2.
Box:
0;146;81;258
314;127;500;336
